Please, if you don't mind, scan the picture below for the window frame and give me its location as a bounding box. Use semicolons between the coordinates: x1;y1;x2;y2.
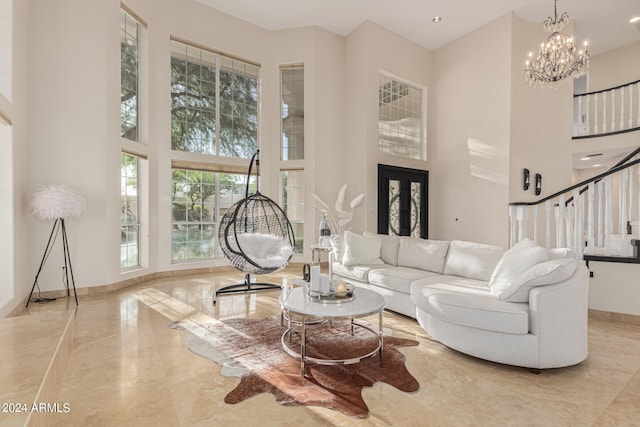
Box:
120;8;143;143
170;38;260;159
378;72;427;161
121;152;142;270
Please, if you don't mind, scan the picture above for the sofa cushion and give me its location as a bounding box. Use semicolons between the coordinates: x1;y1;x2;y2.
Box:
341;231;384;267
410;276;529;335
443;240;505;281
495;258;578;302
397;238;450;273
489;239;548;297
364;232;400;265
332;262;383;283
368;266;441;294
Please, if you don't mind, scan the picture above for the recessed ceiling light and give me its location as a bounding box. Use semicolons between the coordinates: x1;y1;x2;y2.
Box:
580;157;590;161
432;17;442;23
592;164;602;168
630;16;640;23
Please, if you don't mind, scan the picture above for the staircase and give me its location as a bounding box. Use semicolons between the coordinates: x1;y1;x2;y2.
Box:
509;146;640;261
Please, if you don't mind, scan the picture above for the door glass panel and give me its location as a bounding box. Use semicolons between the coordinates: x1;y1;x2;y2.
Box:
410;181;422;237
388;179;401;236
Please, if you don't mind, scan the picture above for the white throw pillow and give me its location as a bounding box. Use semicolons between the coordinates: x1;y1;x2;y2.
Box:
341;231;384;267
397;238;450;274
329;234;344;262
489;239;548;297
364;231;400;265
443;240;505;281
496;258;578;302
546;247;576;260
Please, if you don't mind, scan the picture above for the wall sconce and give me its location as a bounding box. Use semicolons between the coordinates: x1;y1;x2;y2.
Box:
535;173;542;196
523;168;530;191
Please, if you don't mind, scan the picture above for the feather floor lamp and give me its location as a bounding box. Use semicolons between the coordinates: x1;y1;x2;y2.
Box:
27;185;86;307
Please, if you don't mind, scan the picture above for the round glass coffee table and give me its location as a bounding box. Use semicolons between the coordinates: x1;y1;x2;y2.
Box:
280;286;385;377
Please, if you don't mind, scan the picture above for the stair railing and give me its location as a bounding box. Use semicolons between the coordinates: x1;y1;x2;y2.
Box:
574;79;640;139
509;147;640;258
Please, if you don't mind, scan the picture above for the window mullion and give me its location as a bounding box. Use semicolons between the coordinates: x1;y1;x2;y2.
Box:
215;55;221;157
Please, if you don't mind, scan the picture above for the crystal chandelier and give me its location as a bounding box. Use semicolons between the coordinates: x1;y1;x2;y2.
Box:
525;0;589;88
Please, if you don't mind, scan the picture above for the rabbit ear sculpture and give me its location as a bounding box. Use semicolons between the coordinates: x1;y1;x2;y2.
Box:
313;184;365;235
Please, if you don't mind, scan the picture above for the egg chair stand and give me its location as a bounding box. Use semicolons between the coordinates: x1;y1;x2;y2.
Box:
214;149;295;304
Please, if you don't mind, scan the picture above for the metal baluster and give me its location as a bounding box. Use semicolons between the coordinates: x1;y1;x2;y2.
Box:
620;169;629;256
620;87;625;131
586;94;591;135
610;89;616;132
518;206;528;243
509;205;517;247
566;198;574;251
557;194;566;248
604;176;613;256
602;91;607;133
586;183;595;255
573;189;582;257
638;83;640;127
629;164;636;228
597;181;604;248
620;168;629;236
629;84;633;130
545;200;551;248
594;93;599;134
532;205;539;245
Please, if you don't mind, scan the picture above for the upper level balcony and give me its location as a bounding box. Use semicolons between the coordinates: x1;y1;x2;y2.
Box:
573;79;640;139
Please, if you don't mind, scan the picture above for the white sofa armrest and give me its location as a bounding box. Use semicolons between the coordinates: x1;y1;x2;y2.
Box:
528;263;589;368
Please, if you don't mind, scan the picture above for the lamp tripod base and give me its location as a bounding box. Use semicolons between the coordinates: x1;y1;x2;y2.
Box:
26;218;78;308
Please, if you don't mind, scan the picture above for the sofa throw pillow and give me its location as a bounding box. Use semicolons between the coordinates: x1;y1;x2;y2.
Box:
364;231;400;265
546;247;576;260
489;239;548;298
397;238;450;274
341;231;384;267
329;234;344;262
443;240;505;282
496;258;578;302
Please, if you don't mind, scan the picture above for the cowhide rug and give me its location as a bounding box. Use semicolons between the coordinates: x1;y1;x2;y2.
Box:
169;315;419;418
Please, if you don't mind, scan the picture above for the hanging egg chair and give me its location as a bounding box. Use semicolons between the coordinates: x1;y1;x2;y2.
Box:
215;149;295;303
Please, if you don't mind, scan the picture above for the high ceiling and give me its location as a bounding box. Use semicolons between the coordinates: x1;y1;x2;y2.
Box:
193;0;640;56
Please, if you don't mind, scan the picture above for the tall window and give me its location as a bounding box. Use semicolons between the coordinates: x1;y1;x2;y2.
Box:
120;9;140;141
171;168;256;261
281;170;304;254
281;66;304;160
378;74;426;160
280;65;305;253
121;153;140;269
170;40;259;158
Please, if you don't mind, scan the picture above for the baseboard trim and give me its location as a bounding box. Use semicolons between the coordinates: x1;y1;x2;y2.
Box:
21;263;306;307
589;308;640;325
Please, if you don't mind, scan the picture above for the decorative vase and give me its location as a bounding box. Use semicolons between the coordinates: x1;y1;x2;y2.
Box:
319;212;331;247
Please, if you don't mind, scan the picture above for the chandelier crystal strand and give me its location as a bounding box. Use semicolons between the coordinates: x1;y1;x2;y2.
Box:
525;0;589;88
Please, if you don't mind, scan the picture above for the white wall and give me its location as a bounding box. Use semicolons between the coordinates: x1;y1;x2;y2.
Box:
430;14;512;246
344;21;432;234
25;0;352;292
509;15;575;203
1;0;29;316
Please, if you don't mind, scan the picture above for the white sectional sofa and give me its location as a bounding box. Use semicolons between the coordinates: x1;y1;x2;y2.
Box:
329;231;589;369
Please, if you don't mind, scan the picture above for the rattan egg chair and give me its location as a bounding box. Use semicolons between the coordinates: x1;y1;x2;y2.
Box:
215;149;295;303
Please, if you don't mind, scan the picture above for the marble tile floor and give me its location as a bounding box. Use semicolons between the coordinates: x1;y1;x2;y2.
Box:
2;267;640;426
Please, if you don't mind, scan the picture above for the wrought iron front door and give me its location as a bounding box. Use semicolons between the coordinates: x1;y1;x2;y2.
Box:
377;164;428;238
